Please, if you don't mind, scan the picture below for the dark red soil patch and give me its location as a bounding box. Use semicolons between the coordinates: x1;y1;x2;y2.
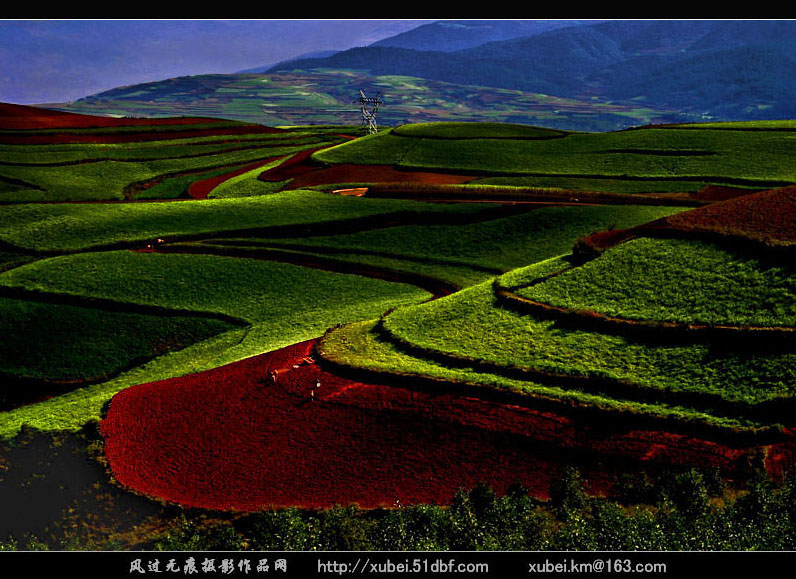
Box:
100;339;794;511
690;185;761;202
286;164;477;190
257;149;477;190
0;125;282;145
256;146;328;181
364;184;702;208
575;186;796;258
660;186;796;245
186;156;285;200
0;102;230;131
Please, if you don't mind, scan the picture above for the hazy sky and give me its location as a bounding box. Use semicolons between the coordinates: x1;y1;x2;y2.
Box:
0;20;432;104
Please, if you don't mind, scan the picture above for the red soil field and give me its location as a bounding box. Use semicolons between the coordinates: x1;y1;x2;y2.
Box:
257;146;326;181
660;186;796;245
0;102;228;130
575;186;796;255
0;125;283;145
689;185;761;202
186;156;285;199
287;164;477;190
100;339;794;511
257;148;477;190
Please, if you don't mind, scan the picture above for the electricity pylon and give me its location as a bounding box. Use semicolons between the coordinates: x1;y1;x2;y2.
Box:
358;90;383;135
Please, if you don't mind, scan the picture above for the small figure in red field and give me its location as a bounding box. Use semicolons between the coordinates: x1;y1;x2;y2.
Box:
310;378;321;402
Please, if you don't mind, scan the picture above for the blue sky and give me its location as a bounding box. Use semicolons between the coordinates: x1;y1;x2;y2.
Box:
0;20;430;103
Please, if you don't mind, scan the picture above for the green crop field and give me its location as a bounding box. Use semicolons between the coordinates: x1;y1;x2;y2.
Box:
0;250;432;436
391;122;570;140
0;133;321;165
662;120;796;130
1;118;792;439
0;296;235;384
315;177;796;435
319;319;770;434
322;273;795;431
208;157;292;198
0;141;338;203
0;251;431;343
469;176;717;194
1;109;795;555
0;189;488;253
0;120;247;137
517;237;796;327
192;240;491;289
381;280;795;410
233;205;686;283
312;125;796;192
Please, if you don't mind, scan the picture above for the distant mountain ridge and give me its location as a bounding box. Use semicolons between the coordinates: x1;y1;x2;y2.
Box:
238;50;340;74
369;20;593;52
238;20;591;73
268;20;796;121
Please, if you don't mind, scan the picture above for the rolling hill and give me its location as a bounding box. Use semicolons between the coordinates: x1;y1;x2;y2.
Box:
1;102;795;550
45;70;696;132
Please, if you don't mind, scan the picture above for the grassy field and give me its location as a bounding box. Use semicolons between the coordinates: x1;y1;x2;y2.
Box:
0;189;488;252
237;205;686;280
517;237;796;327
0;297;235;384
391;122;569;140
379;280;796;410
319;319;771;434
208;157;292;199
1;114;793;502
313;125;796;191
0;140;339;202
0;250;432;437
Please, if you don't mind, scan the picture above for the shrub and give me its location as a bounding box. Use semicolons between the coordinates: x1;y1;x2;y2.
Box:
549;467;589;521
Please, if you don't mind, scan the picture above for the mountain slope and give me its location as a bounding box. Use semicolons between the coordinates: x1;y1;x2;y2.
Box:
370;20;589;52
46;70;695;132
269;20;796;121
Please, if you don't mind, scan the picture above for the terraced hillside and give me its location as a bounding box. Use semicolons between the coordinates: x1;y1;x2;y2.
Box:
309;121;796;194
0;103;347;203
1;107;794;548
320;188;796;446
47;70;694;132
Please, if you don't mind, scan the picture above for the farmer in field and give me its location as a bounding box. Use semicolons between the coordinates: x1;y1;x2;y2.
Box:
310;378;321;401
